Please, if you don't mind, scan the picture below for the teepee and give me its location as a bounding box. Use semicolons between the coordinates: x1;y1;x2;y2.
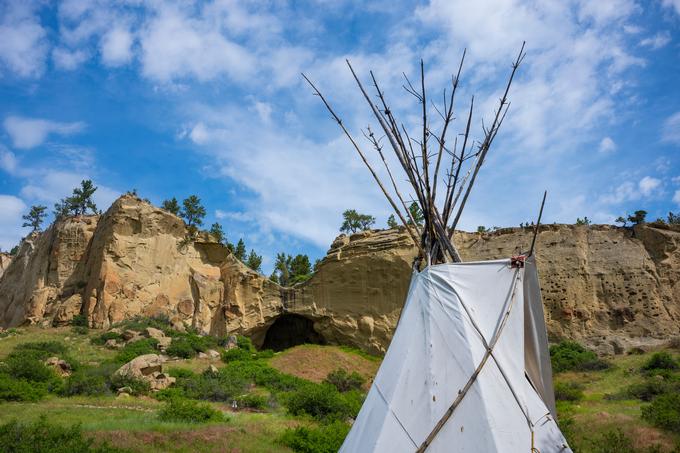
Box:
303;43;572;452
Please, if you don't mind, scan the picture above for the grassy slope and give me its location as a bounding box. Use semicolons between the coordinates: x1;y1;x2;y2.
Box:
555;351;680;452
2;327;679;452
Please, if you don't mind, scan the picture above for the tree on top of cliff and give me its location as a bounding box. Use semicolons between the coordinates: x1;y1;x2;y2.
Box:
161;197;181;216
408;202;424;227
180;196;206;234
53;180;99;218
669;212;680;224
387;214;398;229
22;205;47;232
209;222;225;243
627;210;647;225
245;250;263;273
271;253;312;286
234;239;247;261
340;209;375;234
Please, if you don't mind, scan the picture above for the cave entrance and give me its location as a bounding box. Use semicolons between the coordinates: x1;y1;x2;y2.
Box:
262;314;325;351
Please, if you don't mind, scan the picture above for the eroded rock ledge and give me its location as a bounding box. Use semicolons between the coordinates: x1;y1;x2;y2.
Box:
1;194;678;355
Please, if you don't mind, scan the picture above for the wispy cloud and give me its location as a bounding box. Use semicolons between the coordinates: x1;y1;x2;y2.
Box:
3;116;85;149
599;137;617;153
0;194;27;250
0;2;48;78
662;112;680;145
639;31;671;49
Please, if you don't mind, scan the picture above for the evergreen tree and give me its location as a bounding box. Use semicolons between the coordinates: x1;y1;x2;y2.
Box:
245;250;263;272
269;271;279;284
53;200;70;219
209;222;225;244
669;212;680;224
180;195;206;234
22;205;47;232
340;209;375;234
627;210;647;225
274;253;292;286
290;254;312;284
387;214;398;229
234;239;247;261
69;180;98;216
161;197;181;216
575;217;590;226
408;202;424;226
614;216;627;227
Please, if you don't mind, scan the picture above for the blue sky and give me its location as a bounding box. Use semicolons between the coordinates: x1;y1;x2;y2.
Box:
1;0;679;273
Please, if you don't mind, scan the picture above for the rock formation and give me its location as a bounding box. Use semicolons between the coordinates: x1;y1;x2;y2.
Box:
0;194;678;355
0;253;11;280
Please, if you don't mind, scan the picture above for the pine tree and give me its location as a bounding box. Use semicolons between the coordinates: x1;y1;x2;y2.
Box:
234;239;247;261
161;197;181;216
408;202;424;226
340;209;375;233
69;180;98;216
387;214;398;229
627;210;647;225
209;222;224;244
180;195;206;236
22;205;47;232
245;250;263;272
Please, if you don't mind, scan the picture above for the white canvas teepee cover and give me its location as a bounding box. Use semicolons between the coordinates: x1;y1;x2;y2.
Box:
340;257;572;453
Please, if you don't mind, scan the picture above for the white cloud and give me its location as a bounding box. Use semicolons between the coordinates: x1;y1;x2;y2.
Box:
599;137;616;153
189;122;210;145
52;47;88;70
0;2;48;78
140;5;256;82
0;194;27;251
215;210;255;222
101;26;133;67
20;170;119;210
0;148;18;174
661;0;680;16
639;176;661;196
639;31;671;50
674;190;680;205
662;111;680;145
252;101;273;124
3;116;85;149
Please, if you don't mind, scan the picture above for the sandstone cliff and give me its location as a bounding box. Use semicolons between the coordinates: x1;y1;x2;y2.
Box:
299;225;679;354
1;195;678;355
0;253;11;280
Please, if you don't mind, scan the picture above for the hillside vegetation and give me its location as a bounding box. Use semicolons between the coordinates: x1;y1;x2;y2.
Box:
1;322;679;452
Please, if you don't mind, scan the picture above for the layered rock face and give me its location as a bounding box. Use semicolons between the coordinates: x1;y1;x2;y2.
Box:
0;195;678;355
0;195;284;337
306;225;679;354
0;253;12;280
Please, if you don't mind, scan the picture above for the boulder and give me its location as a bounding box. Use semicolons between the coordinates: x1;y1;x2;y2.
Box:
105;339;121;349
207;349;220;360
115;354;164;380
122;329;140;341
144;327;166;340
44;356;72;377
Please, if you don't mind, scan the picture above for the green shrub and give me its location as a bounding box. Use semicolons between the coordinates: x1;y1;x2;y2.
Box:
549;341;608;372
284;383;359;421
0;416;126;452
642;352;678;372
279;421;350;453
584;428;635;453
14;341;68;359
324;369;365;392
4;353;57;383
236;393;269;410
166;338;196;358
626;378;674;402
158;398;224;423
71;314;89;327
642;393;680;433
221;348;252;363
109;374;150;396
91;331;122;346
62;364;118;397
236;335;255;352
114;338;159;364
0;374;48;402
167;368;197;379
553;381;584;402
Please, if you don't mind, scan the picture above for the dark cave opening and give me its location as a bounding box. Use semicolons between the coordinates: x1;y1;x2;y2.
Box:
261;314;325;351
